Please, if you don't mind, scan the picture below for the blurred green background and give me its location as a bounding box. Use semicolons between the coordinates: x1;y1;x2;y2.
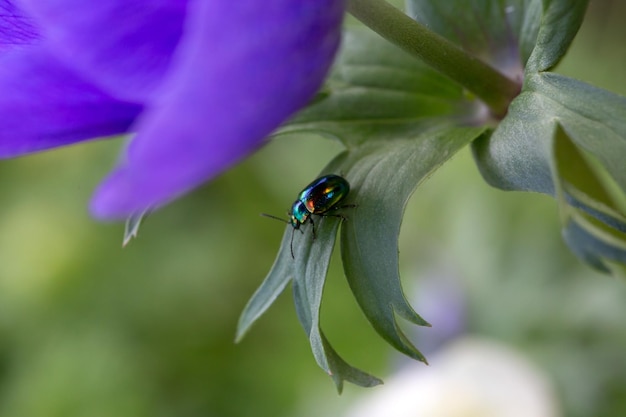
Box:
0;1;625;416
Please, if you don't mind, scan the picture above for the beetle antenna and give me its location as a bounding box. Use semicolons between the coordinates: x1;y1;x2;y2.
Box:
261;213;296;258
260;213;289;224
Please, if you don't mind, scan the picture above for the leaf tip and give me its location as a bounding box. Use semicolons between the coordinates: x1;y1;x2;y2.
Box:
122;210;149;247
234;306;261;344
233;327;246;344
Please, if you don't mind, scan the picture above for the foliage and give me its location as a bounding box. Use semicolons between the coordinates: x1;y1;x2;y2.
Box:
238;0;626;389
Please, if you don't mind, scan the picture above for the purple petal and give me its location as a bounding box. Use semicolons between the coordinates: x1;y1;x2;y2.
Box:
18;0;188;101
90;0;345;219
0;45;141;156
1;0;39;47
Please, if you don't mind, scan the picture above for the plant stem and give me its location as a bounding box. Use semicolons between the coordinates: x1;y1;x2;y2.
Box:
346;0;520;117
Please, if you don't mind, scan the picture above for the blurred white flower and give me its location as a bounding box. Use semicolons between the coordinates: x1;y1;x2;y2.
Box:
344;337;560;417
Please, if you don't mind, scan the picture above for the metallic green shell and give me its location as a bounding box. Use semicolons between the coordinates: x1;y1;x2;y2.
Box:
297;175;350;215
288;174;350;228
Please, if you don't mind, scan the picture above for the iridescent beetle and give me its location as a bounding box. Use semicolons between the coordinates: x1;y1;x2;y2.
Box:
262;174;354;257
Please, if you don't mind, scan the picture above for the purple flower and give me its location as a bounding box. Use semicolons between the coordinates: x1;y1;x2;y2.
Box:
1;0;345;219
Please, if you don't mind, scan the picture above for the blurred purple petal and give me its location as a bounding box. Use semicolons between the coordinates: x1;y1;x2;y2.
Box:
1;0;39;47
0;46;141;156
90;1;345;219
18;0;188;101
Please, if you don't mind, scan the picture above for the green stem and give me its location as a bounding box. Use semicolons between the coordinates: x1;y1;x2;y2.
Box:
346;0;520;117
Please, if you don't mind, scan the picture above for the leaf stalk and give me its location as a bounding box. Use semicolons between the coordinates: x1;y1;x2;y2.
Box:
346;0;520;117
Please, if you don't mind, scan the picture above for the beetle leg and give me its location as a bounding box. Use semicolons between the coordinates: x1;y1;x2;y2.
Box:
324;213;348;222
337;204;357;210
321;204;357;222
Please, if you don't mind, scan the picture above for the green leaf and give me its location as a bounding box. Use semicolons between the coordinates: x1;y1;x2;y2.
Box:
288;125;485;386
473;76;626;270
244;27;487;386
552;125;626;273
279;29;481;147
239;25;489;387
472;84;556;195
292;215;382;392
534;74;626;194
553;124;626;228
525;0;589;72
235;227;294;342
123;211;149;247
406;0;540;75
473;73;626;200
562;212;626;274
406;0;589;74
338;126;486;362
237;158;382;390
